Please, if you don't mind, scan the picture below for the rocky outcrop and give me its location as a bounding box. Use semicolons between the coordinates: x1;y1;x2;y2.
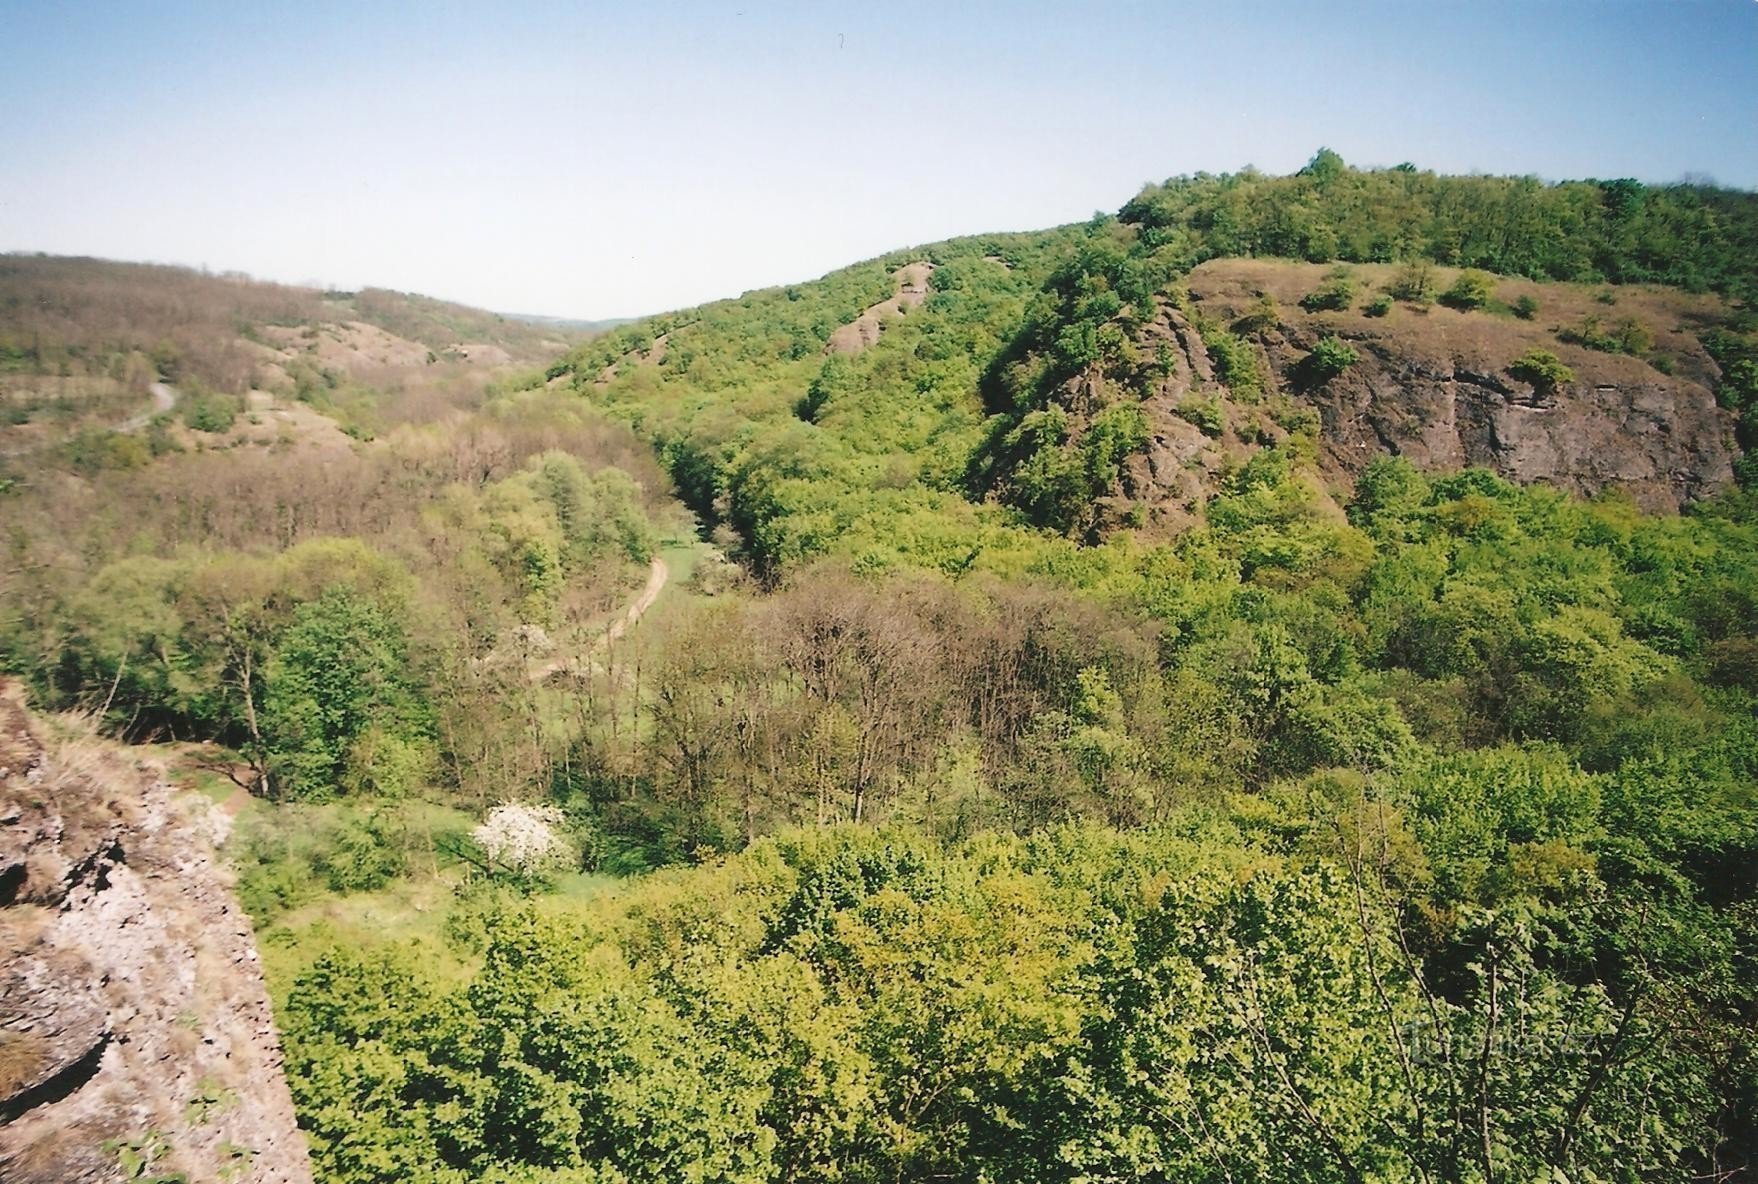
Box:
1012;259;1739;540
0;686;311;1184
826;262;934;355
1187;259;1738;513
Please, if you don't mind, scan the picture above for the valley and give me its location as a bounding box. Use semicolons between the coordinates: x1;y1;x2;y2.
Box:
2;153;1758;1182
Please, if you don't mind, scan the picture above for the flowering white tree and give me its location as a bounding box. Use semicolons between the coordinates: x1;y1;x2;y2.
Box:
472;802;570;877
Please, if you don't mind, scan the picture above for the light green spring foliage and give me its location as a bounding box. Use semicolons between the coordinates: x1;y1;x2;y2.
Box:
544;152;1758;577
546;229;1094;575
283;784;1739;1184
11;154;1758;1175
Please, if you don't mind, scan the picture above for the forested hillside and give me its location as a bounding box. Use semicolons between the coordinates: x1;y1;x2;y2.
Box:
3;155;1757;1182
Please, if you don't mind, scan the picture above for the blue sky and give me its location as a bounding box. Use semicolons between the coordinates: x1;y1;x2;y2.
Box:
3;1;1753;319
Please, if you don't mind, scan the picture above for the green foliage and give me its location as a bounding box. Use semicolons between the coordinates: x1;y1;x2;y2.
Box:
1559;313;1653;356
281;805;1752;1183
1509;348;1575;392
1299;267;1357;312
263;585;432;800
182;388;241;433
1200;324;1262;397
1512;293;1540;320
1385;260;1438;305
61;427;149;473
107;1131;187;1183
1363;294;1393;317
14;157;1758;1178
1439;267;1496;310
1232;292;1280;333
1303;335;1359;384
1173;395;1225;437
1120;156;1758;302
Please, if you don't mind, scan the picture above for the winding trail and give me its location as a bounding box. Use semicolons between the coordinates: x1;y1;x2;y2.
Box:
531;555;669;682
119;382;178;433
605;555;669;644
210;556;669;814
0;382;177;459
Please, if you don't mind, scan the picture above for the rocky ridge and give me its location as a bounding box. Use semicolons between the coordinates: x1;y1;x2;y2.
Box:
0;685;311;1184
1063;259;1738;536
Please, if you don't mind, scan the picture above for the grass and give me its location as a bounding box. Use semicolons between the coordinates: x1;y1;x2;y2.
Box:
256;858;473;999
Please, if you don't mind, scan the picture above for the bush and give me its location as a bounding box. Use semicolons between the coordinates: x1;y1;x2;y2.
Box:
1559;315;1652;356
1512;294;1540;320
62;428;148;474
1364;295;1393;318
1299;269;1356;312
1386;261;1436;305
1202;327;1262;398
1174;397;1225;437
1303;335;1359;383
1233;293;1280;333
1439;269;1496;310
1509;349;1575;392
314;813;407;893
182;391;239;433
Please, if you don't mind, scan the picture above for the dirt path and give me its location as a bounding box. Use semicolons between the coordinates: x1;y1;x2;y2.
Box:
531;555;668;682
0;382;177;460
119;382;177;433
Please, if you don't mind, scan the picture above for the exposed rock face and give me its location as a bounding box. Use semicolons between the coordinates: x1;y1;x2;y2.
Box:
1186;259;1738;512
0;686;311;1184
1047;260;1739;536
826;262;935;355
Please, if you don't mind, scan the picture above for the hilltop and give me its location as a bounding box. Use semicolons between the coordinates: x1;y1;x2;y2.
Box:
541;153;1757;576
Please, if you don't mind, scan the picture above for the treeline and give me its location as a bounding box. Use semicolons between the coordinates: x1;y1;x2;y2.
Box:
1121;149;1758;302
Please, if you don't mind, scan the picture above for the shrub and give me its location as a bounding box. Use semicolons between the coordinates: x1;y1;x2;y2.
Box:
473;802;572;879
1202;327;1262;398
1174;397;1225;437
1364;295;1393;318
1233;293;1280;333
182;391;239;433
1512;294;1540;320
1300;269;1356;312
1510;349;1575;392
1559;315;1652;356
1303;335;1359;383
1440;269;1496;311
1386;261;1436;305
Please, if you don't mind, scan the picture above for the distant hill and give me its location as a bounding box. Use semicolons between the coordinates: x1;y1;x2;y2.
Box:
503;311;635;336
0;254;595;396
540;153;1758;572
0;254;607;456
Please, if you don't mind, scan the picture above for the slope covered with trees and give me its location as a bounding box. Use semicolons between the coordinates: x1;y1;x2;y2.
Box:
3;156;1758;1182
541;152;1757;580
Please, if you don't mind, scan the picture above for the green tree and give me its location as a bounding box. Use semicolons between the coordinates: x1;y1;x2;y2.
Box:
263;584;431;799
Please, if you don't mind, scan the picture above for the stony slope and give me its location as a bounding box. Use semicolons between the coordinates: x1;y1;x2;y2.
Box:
0;686;310;1184
1190;260;1734;506
1024;259;1739;538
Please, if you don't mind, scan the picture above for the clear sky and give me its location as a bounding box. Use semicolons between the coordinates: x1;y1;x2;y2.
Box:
3;1;1754;320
